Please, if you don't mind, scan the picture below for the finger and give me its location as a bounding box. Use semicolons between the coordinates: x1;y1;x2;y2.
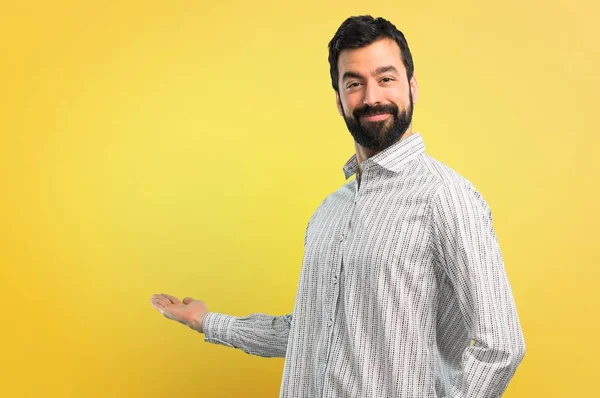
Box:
182;297;195;305
150;293;167;303
162;293;181;305
150;297;169;309
150;300;165;313
156;297;170;306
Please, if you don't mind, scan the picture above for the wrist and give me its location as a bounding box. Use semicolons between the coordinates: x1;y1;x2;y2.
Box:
187;312;207;333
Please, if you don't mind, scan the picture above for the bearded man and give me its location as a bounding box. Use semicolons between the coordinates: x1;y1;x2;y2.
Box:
151;15;526;398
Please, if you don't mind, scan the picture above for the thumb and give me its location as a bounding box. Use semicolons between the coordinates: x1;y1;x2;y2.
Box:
182;297;195;305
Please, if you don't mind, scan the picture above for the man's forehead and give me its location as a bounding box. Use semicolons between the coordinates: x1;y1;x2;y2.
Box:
338;38;405;75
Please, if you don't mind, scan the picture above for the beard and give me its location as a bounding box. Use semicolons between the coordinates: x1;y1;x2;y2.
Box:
342;91;413;151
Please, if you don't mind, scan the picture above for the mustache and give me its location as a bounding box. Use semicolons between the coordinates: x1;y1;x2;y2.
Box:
353;103;399;119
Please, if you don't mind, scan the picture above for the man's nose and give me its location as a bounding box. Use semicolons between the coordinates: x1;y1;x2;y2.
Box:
363;81;384;106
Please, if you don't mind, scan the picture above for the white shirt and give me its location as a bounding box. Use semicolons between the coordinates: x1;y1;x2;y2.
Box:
203;132;525;397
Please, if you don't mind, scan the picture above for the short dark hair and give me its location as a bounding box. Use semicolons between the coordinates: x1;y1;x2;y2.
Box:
328;15;414;93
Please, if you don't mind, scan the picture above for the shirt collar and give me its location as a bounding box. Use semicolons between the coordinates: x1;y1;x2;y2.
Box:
342;132;426;179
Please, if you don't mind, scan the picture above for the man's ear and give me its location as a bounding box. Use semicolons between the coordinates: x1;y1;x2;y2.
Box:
409;74;419;104
335;91;344;116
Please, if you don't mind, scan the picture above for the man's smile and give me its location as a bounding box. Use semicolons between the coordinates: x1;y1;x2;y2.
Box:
362;113;391;122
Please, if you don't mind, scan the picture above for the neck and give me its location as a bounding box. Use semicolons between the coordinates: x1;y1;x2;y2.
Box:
355;125;414;180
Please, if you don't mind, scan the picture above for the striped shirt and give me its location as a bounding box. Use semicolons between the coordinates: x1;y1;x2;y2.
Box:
202;132;526;397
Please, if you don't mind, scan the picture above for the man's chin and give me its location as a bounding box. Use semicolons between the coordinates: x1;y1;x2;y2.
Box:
360;126;394;140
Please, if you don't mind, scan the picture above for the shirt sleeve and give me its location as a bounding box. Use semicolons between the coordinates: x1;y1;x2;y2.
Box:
431;182;526;397
203;312;292;358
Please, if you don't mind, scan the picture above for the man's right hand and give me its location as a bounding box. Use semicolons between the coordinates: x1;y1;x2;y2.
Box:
150;293;209;333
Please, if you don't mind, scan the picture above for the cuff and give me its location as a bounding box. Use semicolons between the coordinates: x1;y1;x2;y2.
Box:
202;312;238;347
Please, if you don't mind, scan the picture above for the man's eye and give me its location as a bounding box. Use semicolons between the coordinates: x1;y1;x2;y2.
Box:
347;82;360;89
381;77;394;83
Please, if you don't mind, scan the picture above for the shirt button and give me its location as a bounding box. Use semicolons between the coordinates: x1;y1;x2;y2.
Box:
327;318;333;327
333;276;338;285
339;234;345;242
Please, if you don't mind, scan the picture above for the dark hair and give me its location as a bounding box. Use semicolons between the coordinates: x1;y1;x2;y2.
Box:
328;15;414;93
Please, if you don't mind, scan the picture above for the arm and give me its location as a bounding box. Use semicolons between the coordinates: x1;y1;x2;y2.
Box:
150;294;292;358
151;214;316;359
431;182;526;397
202;312;292;358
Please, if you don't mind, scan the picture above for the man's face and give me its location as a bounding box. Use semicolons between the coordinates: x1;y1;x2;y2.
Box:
336;38;418;150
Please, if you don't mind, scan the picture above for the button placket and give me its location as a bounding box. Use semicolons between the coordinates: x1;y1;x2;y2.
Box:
329;194;355;326
320;189;359;393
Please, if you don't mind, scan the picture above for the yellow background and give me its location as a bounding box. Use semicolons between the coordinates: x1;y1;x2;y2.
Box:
2;0;598;396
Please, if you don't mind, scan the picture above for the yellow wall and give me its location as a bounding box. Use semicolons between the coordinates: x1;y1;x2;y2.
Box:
2;1;598;396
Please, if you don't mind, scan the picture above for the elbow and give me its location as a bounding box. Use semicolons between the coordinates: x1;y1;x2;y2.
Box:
474;330;526;371
500;319;526;369
512;332;526;367
498;330;526;371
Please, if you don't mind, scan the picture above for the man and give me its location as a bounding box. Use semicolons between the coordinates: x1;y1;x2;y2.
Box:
150;15;526;397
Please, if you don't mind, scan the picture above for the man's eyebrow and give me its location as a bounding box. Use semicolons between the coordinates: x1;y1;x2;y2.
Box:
342;65;400;81
342;71;364;81
375;65;400;75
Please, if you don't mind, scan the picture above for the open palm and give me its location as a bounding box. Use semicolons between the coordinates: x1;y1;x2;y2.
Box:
150;293;208;332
